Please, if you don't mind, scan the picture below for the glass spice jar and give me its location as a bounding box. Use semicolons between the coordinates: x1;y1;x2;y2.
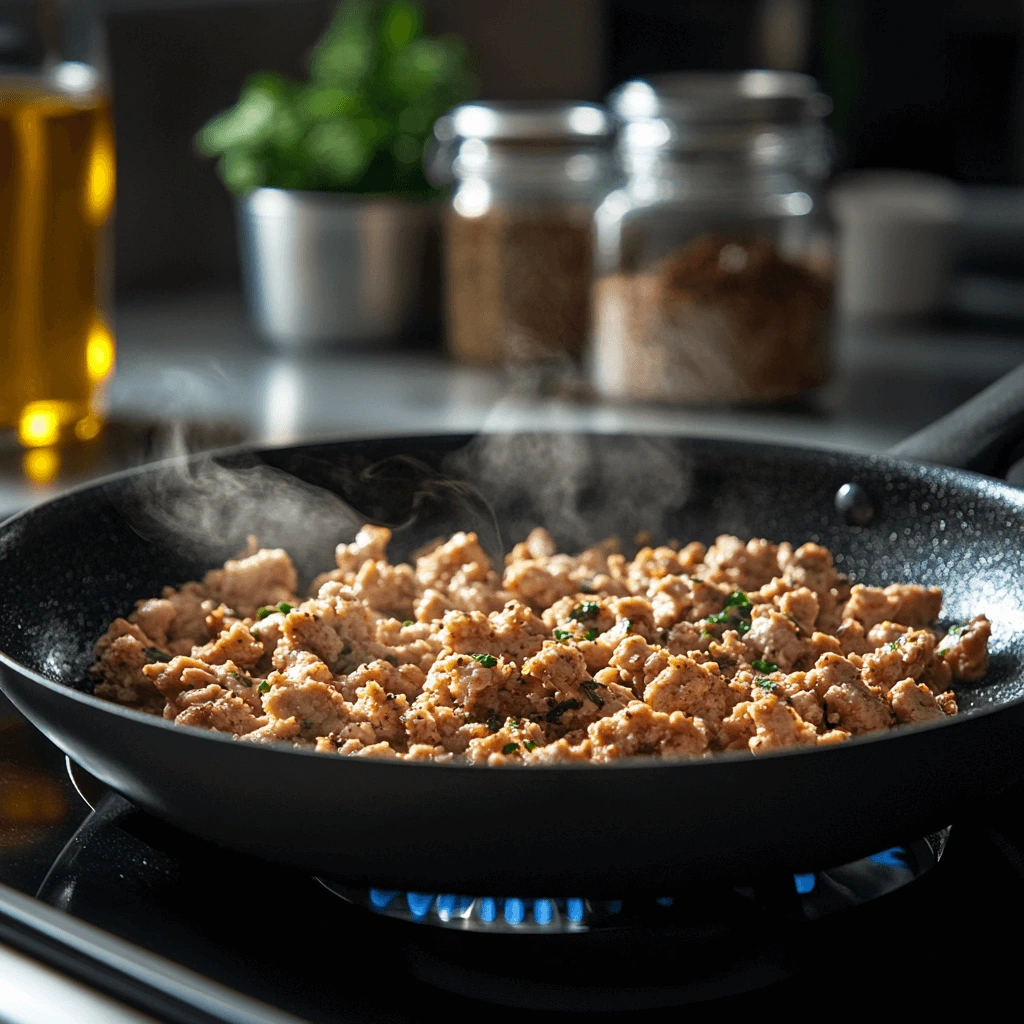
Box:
432;101;615;365
590;72;834;404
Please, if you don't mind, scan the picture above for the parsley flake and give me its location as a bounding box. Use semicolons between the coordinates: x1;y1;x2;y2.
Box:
936;649;948;658
402;619;414;627
471;653;498;668
255;606;274;620
143;648;169;662
570;600;600;621
486;710;501;732
888;636;906;651
690;577;704;584
584;628;598;641
258;681;271;694
948;623;966;636
700;629;713;638
276;602;293;615
553;629;572;641
751;659;778;674
502;742;518;755
754;677;776;691
228;671;240;679
736;620;752;635
581;680;605;708
524;740;538;751
621;619;633;633
546;698;583;723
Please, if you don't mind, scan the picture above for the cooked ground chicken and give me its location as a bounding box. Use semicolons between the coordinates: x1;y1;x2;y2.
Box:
90;527;989;763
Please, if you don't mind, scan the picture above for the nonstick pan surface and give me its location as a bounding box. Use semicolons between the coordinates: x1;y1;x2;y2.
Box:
2;410;1024;894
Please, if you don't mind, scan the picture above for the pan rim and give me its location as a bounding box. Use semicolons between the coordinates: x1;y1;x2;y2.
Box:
1;430;1022;774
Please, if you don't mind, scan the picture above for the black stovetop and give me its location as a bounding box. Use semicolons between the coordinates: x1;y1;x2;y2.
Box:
0;689;1020;1022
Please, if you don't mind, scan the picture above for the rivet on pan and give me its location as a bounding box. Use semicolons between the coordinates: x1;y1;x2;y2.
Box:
835;482;874;526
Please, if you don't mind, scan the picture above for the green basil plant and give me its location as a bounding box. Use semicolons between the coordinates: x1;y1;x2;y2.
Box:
196;0;476;196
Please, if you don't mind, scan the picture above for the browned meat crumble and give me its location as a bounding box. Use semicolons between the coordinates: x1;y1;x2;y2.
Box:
90;527;990;763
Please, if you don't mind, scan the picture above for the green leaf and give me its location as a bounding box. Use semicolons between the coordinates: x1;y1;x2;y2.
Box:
258;680;271;694
570;601;600;621
751;659;778;674
382;1;421;52
501;742;518;756
471;653;498;668
309;0;377;87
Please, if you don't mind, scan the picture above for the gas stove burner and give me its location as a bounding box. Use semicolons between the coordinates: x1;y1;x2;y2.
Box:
317;830;949;935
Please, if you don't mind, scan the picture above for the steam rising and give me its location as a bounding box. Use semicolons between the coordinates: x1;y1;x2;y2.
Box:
117;416;697;584
446;432;696;552
117;423;363;579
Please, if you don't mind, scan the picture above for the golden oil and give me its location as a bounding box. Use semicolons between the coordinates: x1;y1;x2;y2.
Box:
0;78;115;446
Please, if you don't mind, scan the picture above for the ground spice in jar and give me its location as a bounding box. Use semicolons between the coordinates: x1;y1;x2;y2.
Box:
444;206;594;364
591;234;833;403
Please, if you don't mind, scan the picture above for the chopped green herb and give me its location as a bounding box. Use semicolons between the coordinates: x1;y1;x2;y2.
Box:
705;611;729;624
584;628;598;641
509;719;520;731
553;629;572;641
276;601;293;615
621;619;633;633
570;600;600;621
546;698;583;723
255;606;274;620
751;659;778;674
402;619;414;627
754;677;776;691
948;623;965;635
228;671;240;679
690;577;704;584
258;680;271;694
723;591;752;611
486;710;502;733
471;653;498;668
524;740;538;751
143;648;169;662
581;680;605;708
251;628;261;640
502;742;518;755
936;649;948;658
700;629;713;638
736;620;752;635
888;636;905;651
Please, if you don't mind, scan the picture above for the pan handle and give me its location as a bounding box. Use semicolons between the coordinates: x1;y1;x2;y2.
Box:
889;363;1024;477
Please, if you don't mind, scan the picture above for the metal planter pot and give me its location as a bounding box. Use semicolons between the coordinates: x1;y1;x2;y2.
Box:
237;188;439;348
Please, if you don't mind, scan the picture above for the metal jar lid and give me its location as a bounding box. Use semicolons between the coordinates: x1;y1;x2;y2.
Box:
609;71;831;125
434;101;614;146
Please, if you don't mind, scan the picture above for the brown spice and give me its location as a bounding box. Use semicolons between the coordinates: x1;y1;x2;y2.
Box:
443;206;593;364
591;234;833;404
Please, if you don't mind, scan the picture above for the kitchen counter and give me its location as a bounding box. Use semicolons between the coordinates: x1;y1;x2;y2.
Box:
1;291;1022;516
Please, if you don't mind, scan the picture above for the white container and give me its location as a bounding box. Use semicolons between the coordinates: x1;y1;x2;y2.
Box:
829;171;962;319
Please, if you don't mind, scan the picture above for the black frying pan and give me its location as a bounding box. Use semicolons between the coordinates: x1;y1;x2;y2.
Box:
2;368;1024;896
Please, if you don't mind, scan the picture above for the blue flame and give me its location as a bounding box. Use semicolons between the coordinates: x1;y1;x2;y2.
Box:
794;873;816;894
406;892;434;918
